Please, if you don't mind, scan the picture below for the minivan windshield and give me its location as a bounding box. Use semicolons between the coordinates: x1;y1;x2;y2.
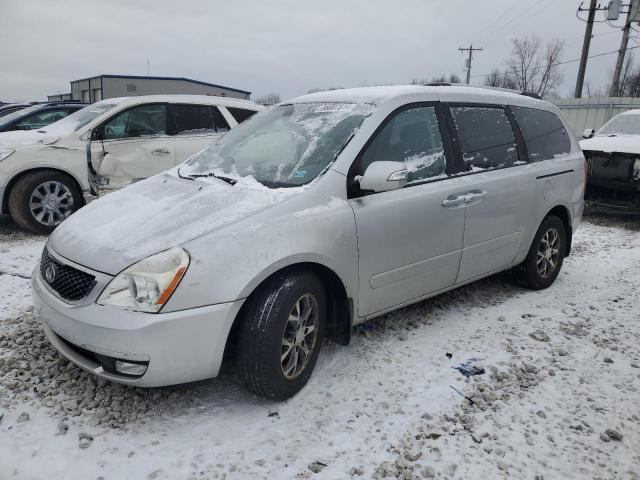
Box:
596;112;640;136
39;102;120;135
181;102;373;188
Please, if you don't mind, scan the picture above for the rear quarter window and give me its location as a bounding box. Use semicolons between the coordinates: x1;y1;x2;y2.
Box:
511;106;571;161
451;106;518;170
227;107;258;124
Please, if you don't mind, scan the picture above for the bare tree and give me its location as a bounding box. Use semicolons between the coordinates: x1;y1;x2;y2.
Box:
306;86;343;94
254;92;281;106
483;69;517;89
506;36;565;98
410;73;461;85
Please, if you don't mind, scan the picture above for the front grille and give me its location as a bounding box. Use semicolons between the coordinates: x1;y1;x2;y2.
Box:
40;248;96;301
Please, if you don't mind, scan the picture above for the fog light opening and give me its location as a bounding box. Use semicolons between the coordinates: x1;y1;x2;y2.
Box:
114;360;148;377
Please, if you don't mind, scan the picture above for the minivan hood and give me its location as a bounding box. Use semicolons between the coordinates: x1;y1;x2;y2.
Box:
0;129;60;149
580;135;640;155
50;173;302;275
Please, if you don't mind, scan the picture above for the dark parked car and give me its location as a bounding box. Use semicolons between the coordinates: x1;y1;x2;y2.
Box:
0;102;86;132
0;103;31;118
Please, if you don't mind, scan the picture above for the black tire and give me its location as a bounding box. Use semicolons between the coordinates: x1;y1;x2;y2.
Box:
512;215;567;290
8;170;83;235
237;270;326;400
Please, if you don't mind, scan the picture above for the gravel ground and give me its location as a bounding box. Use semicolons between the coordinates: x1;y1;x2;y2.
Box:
0;213;639;479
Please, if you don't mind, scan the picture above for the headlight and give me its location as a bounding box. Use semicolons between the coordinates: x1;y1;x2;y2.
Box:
0;150;14;162
97;247;190;313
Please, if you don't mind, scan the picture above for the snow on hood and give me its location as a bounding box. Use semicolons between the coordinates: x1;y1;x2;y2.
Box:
50;172;302;275
0;129;60;149
580;135;640;155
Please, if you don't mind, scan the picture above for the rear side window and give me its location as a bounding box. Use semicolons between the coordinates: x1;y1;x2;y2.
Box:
511;106;571;161
451;106;518;170
227;107;258;124
359;106;446;184
210;107;230;132
170;105;215;135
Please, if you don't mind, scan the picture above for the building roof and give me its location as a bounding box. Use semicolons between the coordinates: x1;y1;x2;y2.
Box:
71;74;251;95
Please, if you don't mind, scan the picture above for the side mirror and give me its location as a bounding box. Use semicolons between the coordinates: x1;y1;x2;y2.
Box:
582;128;595;139
91;128;104;141
358;161;408;193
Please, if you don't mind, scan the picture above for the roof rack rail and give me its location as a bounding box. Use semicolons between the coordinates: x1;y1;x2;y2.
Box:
520;91;542;100
420;82;544;100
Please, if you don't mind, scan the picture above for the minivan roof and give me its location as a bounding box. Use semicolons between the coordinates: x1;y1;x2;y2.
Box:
289;85;550;110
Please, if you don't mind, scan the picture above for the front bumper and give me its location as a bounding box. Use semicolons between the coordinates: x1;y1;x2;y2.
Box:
32;268;244;387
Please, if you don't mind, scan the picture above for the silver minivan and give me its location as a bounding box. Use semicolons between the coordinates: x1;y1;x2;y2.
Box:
32;85;585;399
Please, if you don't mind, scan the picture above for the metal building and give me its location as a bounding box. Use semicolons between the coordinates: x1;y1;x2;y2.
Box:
553;97;640;136
46;93;72;102
52;75;251;103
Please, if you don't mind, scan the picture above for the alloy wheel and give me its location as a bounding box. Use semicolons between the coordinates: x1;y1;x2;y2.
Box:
536;227;560;278
29;181;74;226
281;293;319;380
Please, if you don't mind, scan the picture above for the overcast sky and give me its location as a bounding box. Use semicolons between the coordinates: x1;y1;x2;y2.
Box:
0;0;632;102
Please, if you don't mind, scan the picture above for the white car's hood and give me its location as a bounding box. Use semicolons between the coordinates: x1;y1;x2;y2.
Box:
49;172;301;275
580;135;640;155
0;129;61;149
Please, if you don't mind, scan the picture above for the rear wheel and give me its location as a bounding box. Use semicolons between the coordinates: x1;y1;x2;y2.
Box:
8;170;82;235
237;270;326;400
512;215;566;290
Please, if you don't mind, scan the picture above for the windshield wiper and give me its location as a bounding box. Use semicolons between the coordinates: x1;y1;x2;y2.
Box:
178;168;237;186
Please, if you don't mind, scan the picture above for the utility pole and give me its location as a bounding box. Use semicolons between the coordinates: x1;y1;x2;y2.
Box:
611;0;639;96
575;0;599;98
459;44;483;84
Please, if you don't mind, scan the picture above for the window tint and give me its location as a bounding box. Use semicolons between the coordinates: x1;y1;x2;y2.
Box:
227;107;258;124
170;105;215;135
16;109;69;129
103;104;166;140
511;106;571;161
451;106;518;170
359;106;446;184
210;107;230;132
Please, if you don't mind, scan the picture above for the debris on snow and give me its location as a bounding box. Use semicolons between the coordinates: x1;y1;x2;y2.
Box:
453;358;485;377
308;461;327;473
529;330;551;342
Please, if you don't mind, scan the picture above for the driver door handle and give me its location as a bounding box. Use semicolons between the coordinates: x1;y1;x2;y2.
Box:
442;194;468;207
150;148;170;156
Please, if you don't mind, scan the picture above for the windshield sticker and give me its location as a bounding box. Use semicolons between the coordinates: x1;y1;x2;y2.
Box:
293;170;307;178
313;103;355;113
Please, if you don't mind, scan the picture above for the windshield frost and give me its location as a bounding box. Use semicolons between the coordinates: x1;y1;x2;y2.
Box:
182;102;373;187
597;113;640;136
40;102;119;135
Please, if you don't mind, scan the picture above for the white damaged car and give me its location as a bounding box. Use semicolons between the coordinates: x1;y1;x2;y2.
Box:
0;95;262;233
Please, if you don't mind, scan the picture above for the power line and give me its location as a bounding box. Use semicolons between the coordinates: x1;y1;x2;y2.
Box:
470;45;640;79
482;0;557;48
471;0;529;42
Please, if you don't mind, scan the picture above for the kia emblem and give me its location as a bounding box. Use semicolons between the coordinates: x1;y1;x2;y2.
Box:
45;264;57;284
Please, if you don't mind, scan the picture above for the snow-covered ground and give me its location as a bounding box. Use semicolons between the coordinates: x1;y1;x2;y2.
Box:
0;214;639;480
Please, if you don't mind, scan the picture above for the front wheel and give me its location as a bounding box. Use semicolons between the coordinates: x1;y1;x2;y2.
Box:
512;215;567;290
8;170;83;234
237;271;326;400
